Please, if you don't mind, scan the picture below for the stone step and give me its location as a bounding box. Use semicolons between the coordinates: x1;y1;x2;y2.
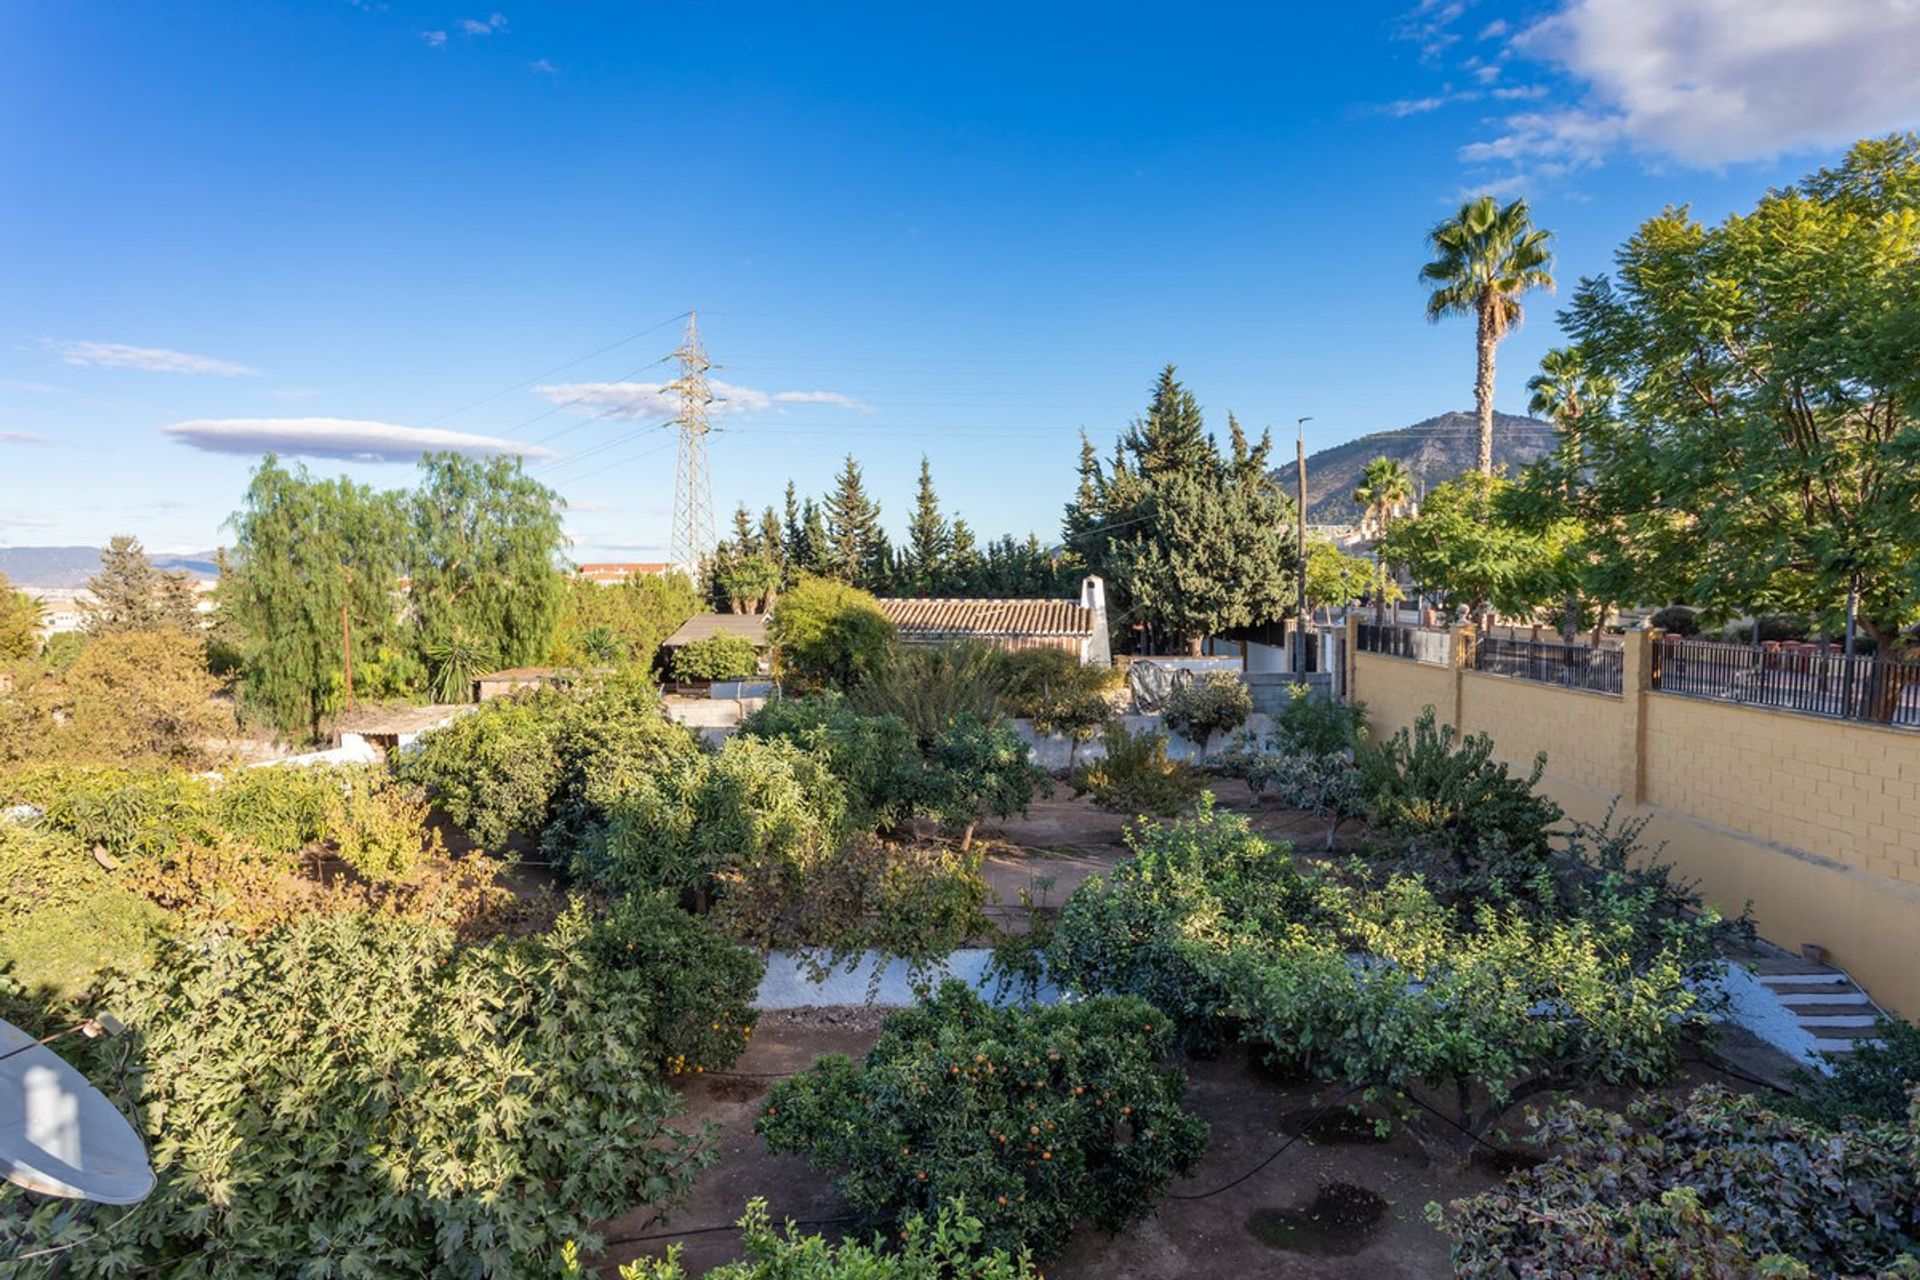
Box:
1753;963;1848;981
1769;983;1867;999
1797;1013;1881;1027
1808;1023;1879;1041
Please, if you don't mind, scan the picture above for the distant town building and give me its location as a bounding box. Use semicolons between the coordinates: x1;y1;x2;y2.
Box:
574;562;675;585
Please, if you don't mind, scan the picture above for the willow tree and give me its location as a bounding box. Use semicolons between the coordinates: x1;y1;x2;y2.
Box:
1421;196;1556;474
1566;134;1920;673
224;457;404;737
405;452;566;692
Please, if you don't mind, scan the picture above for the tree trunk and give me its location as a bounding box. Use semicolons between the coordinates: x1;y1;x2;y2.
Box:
1475;303;1498;476
960;821;976;852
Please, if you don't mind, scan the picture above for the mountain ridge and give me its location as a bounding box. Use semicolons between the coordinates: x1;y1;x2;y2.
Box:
1271;410;1557;525
0;546;220;589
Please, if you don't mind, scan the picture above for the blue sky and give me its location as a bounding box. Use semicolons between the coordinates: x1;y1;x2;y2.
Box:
4;1;1918;560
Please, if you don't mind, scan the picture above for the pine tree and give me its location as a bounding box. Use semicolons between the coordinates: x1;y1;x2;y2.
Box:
730;502;755;546
906;456;950;593
84;535;198;634
797;499;833;578
758;506;785;562
945;519;983;595
1069;366;1296;653
824;455;881;584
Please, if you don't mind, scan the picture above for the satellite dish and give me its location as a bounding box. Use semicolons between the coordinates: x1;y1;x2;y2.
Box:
0;1017;154;1205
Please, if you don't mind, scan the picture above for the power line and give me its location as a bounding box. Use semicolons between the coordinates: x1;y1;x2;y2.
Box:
667;313;717;576
416;311;690;431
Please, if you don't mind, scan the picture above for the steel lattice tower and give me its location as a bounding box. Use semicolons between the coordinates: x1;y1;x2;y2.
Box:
666;312;716;579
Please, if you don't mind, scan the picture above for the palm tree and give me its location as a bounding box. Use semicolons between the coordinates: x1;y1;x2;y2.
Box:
1420;196;1555;475
1527;345;1616;641
1353;456;1415;624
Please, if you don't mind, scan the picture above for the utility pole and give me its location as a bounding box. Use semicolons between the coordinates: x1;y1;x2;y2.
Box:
1295;416;1312;675
667;312;717;582
340;601;354;708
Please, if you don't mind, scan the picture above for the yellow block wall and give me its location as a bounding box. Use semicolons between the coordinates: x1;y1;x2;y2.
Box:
1351;647;1920;1016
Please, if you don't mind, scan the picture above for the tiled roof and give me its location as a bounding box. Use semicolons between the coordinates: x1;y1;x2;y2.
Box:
664;613;770;647
876;596;1096;639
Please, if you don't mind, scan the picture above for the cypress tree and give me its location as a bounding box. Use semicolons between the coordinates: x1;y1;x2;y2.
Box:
906;456;950;593
824;454;881;584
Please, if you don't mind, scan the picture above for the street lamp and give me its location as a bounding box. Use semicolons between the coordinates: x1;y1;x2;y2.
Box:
1295;416;1312;675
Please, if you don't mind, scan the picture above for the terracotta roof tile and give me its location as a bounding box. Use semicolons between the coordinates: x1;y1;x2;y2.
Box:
875;596;1095;639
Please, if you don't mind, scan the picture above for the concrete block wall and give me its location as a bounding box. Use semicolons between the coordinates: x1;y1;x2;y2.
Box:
1348;619;1920;1017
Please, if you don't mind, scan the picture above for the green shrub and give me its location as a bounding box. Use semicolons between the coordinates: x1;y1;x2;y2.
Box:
758;981;1207;1259
1438;1086;1920;1278
396;691;566;848
768;576;895;691
580;736;853;944
922;714;1046;849
540;683;701;857
1047;799;1329;1049
1356;707;1562;897
1789;1018;1920;1129
15;904;750;1278
1160;671;1250;749
1069;723;1201;816
1648;604;1700;636
671;634;760;682
0;822;162;999
584;892;763;1076
739;693;925;830
853;642;1008;746
6;763;439;881
563;1200;1040;1280
998;649;1120;752
1270;684;1368;756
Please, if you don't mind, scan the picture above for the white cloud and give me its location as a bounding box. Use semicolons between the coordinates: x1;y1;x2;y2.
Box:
1472;0;1920;169
458;13;507;35
0;379;61;394
161;417;557;463
0;511;55;528
50;341;257;377
420;29;447;47
534;379;867;420
564;499;615;512
529;58;556;73
0;431;52;445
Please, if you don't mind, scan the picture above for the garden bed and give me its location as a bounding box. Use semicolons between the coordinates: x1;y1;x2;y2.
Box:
595;1020;1761;1280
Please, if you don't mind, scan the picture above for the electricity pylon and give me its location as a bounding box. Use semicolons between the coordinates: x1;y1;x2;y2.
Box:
666;312;715;580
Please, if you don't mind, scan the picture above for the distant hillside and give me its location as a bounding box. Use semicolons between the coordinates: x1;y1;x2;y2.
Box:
1272;410;1556;525
0;545;220;589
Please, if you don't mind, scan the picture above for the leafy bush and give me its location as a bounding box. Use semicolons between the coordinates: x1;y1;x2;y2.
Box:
758;981;1207;1259
5;628;233;769
1438;1086;1920;1278
739;693;926;831
539;682;701;857
1047;798;1329;1050
1356;707;1562;897
397;691;565;848
0;822;161;999
922;714;1046;848
18;904;753;1278
998;649;1120;751
854;641;1008;746
671;634;761;682
580;735;852;941
1051;803;1716;1137
1069;723;1202;816
768;576;895;691
1648;604;1701;636
1790;1018;1920;1129
6;762;441;881
563;1200;1040;1280
1160;670;1251;749
1270;684;1368;756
